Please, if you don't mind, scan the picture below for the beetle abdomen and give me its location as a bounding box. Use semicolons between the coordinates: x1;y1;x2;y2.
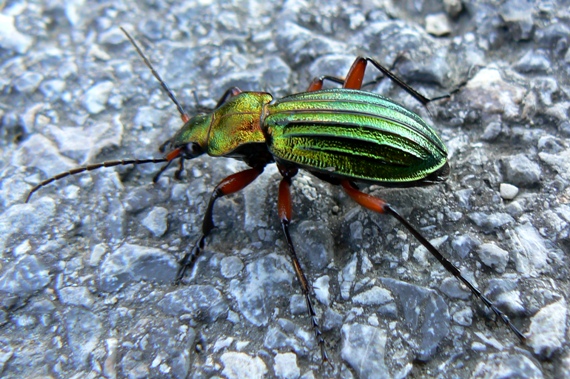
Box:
265;89;448;183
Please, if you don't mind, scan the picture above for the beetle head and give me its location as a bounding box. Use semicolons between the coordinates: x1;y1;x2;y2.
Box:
161;113;211;161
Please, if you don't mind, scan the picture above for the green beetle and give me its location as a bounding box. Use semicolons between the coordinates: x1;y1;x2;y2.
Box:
26;29;524;362
171;88;449;184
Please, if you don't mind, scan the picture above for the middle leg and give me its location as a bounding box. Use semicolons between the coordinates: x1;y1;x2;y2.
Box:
277;163;329;363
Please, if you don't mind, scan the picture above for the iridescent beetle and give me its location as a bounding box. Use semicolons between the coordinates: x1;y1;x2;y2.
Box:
26;28;525;361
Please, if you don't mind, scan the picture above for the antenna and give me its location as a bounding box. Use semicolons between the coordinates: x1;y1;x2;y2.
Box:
26;158;168;202
120;27;190;123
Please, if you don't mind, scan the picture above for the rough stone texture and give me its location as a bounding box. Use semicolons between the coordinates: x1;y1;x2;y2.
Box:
477;242;509;273
341;323;389;379
471;352;544;379
221;351;268;379
141;206;169;237
527;299;568;358
0;1;568;378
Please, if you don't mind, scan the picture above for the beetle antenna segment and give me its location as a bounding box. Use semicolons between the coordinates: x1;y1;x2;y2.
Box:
120;27;190;123
340;180;526;342
26;158;168;203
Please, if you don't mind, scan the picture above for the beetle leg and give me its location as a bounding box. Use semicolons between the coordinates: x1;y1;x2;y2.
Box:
277;164;330;363
307;56;431;106
308;56;456;108
214;86;243;108
340;180;526;342
307;75;345;91
342;56;438;106
359;51;408;89
175;166;265;282
153;159;175;183
158;138;172;153
174;158;185;180
342;57;368;90
307;75;386;92
191;87;243;114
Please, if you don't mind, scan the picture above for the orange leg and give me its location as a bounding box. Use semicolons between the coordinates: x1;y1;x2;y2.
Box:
342;57;367;89
176;166;264;282
306;75;345;91
341;180;526;341
277;164;329;363
306;56;434;106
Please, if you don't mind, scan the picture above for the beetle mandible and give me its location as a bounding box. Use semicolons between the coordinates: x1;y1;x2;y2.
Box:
26;28;525;361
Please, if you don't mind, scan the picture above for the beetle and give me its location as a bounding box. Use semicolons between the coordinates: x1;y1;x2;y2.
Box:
26;28;525;361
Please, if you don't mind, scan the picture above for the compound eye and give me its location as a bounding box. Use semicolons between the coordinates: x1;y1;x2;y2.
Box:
185;142;203;157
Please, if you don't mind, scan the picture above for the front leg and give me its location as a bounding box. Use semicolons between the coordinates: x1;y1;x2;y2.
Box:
176;166;264;282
